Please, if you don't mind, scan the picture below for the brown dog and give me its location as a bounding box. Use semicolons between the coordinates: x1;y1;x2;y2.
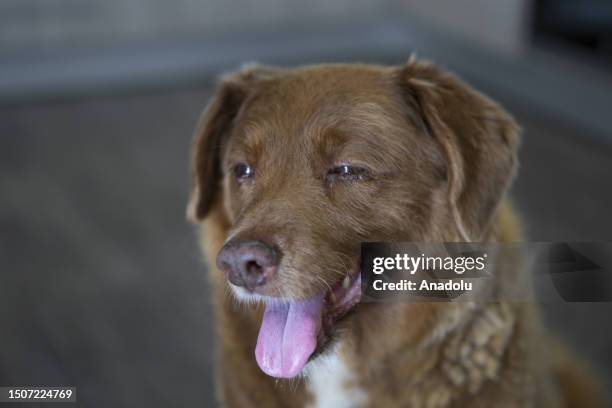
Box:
187;59;605;407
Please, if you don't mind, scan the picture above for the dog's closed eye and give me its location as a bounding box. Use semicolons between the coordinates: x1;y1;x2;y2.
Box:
326;165;369;182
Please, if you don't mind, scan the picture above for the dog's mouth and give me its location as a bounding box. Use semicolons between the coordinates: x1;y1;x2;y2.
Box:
249;269;362;379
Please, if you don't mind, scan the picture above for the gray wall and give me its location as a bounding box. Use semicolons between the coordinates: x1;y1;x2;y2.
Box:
399;0;532;54
0;0;532;55
0;0;391;51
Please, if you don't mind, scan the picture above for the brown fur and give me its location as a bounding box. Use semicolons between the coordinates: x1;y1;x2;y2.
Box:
187;59;606;407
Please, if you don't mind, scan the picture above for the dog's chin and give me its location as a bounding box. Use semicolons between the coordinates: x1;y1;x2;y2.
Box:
229;270;361;379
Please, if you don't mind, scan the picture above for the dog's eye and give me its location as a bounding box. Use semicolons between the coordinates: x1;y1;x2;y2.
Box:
327;165;368;182
233;163;255;182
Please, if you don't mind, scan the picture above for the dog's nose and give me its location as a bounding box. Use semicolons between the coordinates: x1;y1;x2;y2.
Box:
216;240;279;291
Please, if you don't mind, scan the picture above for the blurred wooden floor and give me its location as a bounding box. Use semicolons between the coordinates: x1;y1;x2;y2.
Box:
0;85;610;407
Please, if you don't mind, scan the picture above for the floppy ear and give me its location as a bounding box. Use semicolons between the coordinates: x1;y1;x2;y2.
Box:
186;78;246;222
187;65;285;223
397;59;520;241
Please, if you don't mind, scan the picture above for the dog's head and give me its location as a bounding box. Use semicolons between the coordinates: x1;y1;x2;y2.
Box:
187;60;519;378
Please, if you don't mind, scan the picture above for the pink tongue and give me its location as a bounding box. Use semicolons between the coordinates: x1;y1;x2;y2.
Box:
255;296;324;378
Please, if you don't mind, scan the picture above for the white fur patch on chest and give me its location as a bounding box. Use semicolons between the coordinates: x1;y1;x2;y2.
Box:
305;350;367;408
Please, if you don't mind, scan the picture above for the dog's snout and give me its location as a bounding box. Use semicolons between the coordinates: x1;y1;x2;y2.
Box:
216;240;279;291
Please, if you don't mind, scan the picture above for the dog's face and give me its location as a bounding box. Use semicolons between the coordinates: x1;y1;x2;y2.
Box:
188;61;519;379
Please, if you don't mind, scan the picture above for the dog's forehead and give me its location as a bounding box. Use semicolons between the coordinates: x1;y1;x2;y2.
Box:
255;65;396;112
234;66;407;146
